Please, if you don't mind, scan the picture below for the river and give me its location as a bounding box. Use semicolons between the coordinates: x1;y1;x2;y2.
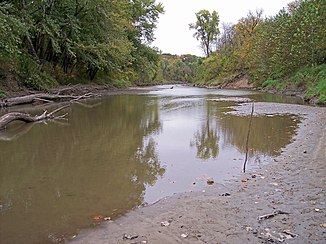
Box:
0;85;304;243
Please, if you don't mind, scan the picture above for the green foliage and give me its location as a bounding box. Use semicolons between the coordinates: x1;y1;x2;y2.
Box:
130;0;164;44
262;79;280;88
112;79;132;88
259;65;326;104
290;65;326;84
22;72;57;91
128;42;161;84
189;10;220;57
193;10;263;84
160;54;202;83
297;64;326;103
0;0;164;89
0;3;26;60
305;80;326;104
192;0;325;104
248;0;326;84
261;78;287;91
18;54;57;90
0;89;5;98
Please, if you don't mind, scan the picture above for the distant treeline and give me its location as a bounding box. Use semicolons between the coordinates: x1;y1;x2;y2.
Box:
159;53;202;83
0;0;164;91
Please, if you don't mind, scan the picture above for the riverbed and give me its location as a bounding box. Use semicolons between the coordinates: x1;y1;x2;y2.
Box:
1;85;324;243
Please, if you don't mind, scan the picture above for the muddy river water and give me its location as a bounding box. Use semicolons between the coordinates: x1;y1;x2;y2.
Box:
0;85;304;243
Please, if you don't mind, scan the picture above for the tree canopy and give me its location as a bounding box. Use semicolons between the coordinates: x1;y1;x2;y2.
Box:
0;0;164;90
192;0;326;103
189;10;220;57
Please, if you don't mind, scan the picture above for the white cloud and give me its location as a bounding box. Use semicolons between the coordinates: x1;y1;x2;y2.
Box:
152;0;293;56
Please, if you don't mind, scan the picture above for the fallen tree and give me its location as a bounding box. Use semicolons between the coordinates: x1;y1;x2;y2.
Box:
0;92;97;107
0;105;69;130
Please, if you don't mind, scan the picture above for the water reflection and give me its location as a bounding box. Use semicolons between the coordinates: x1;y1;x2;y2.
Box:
190;99;299;161
192;123;219;160
0;95;164;244
218;113;299;157
191;104;220;160
0;123;36;141
207;100;299;157
0;86;301;243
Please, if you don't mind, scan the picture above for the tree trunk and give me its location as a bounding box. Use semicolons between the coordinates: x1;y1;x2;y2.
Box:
0;93;95;107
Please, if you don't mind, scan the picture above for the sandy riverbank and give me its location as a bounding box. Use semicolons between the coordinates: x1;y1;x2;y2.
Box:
69;102;326;244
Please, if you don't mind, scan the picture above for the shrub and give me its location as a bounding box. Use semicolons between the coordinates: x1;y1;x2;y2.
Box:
0;89;5;98
18;54;57;90
304;78;326;104
112;79;131;88
290;64;326;87
262;79;279;88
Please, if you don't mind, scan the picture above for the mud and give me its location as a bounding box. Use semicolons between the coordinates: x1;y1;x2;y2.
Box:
70;103;326;244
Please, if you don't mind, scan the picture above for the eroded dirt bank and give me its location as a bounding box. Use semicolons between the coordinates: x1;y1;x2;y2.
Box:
70;103;326;244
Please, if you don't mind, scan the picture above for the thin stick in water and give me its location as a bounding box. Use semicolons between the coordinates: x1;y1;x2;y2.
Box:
243;103;254;173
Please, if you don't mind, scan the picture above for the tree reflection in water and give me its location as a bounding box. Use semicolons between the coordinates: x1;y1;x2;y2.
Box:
191;99;300;160
217;112;300;157
0;95;164;244
191;99;220;160
191;121;219;160
0;89;301;244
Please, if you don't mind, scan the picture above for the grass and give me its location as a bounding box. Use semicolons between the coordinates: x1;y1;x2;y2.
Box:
261;64;326;105
262;79;279;88
0;89;5;98
304;78;326;104
293;64;326;104
111;79;132;88
262;79;286;90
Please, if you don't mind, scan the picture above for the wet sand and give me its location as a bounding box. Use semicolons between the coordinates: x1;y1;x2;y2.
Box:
71;103;326;244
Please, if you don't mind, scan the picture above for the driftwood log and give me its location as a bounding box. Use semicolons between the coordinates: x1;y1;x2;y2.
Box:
0;105;69;130
0;93;97;107
0;91;99;132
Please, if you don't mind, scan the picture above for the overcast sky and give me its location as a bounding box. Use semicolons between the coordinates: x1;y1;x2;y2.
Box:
152;0;293;56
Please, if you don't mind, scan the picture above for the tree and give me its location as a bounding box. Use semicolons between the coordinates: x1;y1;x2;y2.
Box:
129;0;164;44
0;0;165;88
125;0;164;83
247;0;326;84
189;10;220;57
233;9;263;72
0;2;26;60
159;54;201;83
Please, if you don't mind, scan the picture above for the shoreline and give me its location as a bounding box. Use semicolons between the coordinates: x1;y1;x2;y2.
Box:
1;83;320;109
71;102;326;243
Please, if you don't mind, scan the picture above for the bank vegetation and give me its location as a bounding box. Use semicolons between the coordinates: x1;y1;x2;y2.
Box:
0;0;325;104
191;0;326;104
0;0;164;94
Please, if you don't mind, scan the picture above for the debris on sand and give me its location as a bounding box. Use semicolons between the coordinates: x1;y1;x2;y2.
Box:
257;210;289;222
160;221;171;227
207;178;214;185
122;234;138;240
